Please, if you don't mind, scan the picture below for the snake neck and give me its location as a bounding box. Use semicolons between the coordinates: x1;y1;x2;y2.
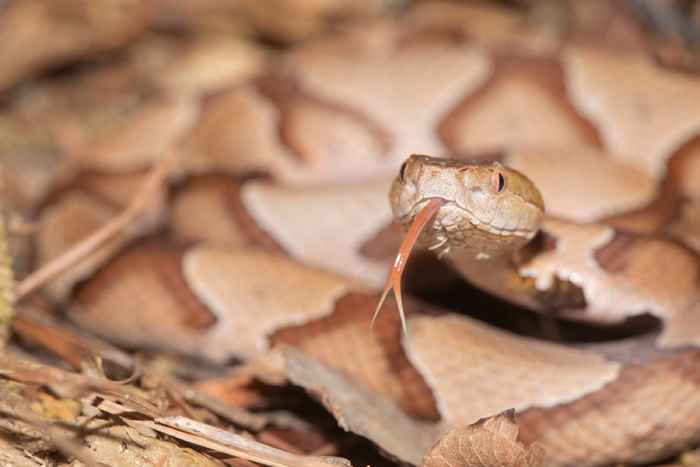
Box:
444;242;541;311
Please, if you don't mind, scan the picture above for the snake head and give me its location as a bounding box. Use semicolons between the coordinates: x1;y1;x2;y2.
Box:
372;154;545;337
390;154;545;258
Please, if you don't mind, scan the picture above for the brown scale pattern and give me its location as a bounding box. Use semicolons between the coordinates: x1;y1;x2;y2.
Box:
256;75;392;163
439;55;603;157
33;169;170;301
272;293;439;420
72;240;218;352
518;347;700;467
69;169;152;210
280;302;700;467
601;175;682;235
592;231;639;274
598;111;700;236
358;221;402;261
181;88;293;176
170;174;288;255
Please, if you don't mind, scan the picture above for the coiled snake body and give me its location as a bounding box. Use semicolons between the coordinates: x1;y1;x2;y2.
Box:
381;154;700;467
27;4;700;466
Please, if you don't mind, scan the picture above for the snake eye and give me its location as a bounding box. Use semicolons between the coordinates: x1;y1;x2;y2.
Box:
399;161;408;181
491;171;505;193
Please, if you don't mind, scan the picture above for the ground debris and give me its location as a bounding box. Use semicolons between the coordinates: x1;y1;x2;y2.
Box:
0;350;353;467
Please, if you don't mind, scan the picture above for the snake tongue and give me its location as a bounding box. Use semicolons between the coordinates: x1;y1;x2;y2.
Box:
371;198;446;338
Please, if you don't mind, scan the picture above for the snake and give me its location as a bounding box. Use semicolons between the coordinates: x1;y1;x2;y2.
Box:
12;2;700;466
48;152;700;467
365;154;700;467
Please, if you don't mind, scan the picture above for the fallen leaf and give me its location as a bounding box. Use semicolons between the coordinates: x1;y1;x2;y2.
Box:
422;411;545;467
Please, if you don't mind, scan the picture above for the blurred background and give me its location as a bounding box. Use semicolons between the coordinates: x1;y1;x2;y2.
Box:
4;0;700;279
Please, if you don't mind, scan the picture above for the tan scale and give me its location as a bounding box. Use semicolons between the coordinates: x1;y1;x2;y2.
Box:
505;147;657;222
170;177;251;248
81;97;199;172
182;88;295;176
292;24;492;166
71;241;219;358
72;244;352;363
241;178;394;287
520;219;700;347
674;140;700;200
516;345;700;466
443;67;590;156
35;170;167;301
669;200;700;254
182;247;350;361
405;2;560;55
272;292;439;419
155;37;265;97
564;47;700;178
181;83;387;186
406;314;619;426
278;97;387;184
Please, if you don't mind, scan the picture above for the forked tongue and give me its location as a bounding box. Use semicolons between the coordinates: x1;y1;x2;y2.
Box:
371;198;446;338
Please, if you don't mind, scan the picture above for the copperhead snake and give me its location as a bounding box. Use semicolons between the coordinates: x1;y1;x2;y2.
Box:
9;2;700;467
365;154;700;466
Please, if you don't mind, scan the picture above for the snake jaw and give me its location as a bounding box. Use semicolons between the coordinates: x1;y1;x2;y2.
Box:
371;198;446;338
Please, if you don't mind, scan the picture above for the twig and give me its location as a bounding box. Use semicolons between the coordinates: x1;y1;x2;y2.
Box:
95;398;351;467
12;312;134;370
0;354;159;416
155;416;352;467
14;153;176;301
165;376;268;431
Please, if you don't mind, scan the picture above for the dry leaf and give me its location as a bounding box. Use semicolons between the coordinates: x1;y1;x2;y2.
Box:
423;411;545;467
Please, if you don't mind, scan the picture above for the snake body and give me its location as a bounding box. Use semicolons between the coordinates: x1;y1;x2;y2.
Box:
16;3;700;466
64;155;700;467
388;155;700;466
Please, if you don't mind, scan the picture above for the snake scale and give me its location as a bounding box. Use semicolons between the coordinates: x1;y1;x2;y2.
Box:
11;2;700;466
